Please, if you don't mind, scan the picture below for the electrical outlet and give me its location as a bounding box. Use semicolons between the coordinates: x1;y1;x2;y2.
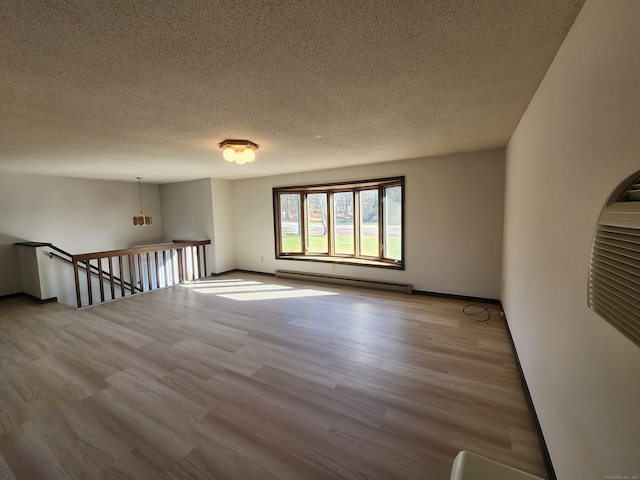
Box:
261;256;264;262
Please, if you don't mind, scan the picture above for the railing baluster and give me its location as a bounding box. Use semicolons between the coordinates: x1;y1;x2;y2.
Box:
201;244;207;277
191;246;197;280
73;259;82;308
146;252;153;290
97;258;105;302
154;251;161;288
183;247;188;281
170;249;177;285
137;254;144;292
108;257;115;300
85;260;93;306
129;254;136;295
119;256;125;298
194;246;198;279
178;248;184;283
161;250;168;286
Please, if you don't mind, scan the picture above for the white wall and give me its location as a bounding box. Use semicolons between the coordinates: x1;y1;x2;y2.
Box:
232;149;505;298
211;178;236;274
0;173;163;298
0;243;22;296
502;1;640;478
17;245;42;298
160;179;215;274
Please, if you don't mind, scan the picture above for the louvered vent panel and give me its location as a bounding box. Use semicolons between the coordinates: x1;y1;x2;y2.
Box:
589;224;640;346
621;178;640;201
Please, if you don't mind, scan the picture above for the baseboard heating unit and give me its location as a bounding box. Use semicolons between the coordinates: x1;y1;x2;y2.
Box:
275;270;412;294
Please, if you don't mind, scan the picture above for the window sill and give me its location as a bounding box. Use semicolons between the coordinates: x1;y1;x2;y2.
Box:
276;255;403;270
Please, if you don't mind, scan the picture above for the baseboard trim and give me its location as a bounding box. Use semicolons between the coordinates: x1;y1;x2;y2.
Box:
209;269;275;278
502;306;556;480
0;292;23;301
0;292;58;304
413;289;500;305
275;269;412;294
210;271;501;303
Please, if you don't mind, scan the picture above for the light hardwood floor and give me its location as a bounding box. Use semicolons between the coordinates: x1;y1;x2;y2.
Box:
0;273;547;479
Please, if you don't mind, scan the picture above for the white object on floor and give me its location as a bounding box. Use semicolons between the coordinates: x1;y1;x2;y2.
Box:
450;451;545;480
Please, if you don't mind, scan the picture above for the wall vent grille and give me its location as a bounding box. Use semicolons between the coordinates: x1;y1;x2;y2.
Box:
589;171;640;348
589;225;640;345
620;178;640;202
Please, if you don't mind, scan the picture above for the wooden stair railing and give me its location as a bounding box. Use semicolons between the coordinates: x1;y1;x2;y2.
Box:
71;240;210;308
48;246;140;295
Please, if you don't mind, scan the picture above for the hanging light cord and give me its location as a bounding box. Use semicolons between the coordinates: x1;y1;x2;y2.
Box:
137;177;143;212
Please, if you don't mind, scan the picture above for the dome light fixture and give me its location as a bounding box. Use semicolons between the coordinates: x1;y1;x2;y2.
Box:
132;177;152;226
219;139;259;165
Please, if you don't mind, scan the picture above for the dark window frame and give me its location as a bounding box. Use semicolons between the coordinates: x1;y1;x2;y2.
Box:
273;176;404;269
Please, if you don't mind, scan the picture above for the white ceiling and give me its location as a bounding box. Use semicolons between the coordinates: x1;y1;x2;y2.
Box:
0;0;585;184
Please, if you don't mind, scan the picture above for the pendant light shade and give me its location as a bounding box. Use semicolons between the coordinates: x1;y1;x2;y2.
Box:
133;177;152;226
133;212;152;226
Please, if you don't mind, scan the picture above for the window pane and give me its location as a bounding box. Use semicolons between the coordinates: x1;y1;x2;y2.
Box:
359;189;379;257
333;192;354;255
307;193;328;254
384;186;402;260
280;193;302;253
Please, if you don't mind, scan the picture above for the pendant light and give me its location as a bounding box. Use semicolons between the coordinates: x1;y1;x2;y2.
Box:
133;177;152;226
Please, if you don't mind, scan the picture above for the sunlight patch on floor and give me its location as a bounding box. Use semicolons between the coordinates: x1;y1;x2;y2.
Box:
218;288;337;301
180;278;338;301
179;280;262;288
191;284;292;294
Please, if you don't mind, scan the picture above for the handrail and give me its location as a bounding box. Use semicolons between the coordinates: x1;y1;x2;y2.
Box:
48;251;139;294
70;240;210;308
71;240;210;261
49;244;73;258
48;245;140;292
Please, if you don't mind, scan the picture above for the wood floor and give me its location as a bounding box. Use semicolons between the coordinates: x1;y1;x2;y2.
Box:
0;273;547;479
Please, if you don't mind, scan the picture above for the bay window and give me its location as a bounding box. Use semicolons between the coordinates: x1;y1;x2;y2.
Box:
273;177;404;268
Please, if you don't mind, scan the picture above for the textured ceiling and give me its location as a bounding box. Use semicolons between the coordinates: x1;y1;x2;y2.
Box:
0;0;585;183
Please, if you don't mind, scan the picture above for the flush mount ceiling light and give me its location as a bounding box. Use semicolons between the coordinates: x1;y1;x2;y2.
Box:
132;177;152;226
219;139;259;165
